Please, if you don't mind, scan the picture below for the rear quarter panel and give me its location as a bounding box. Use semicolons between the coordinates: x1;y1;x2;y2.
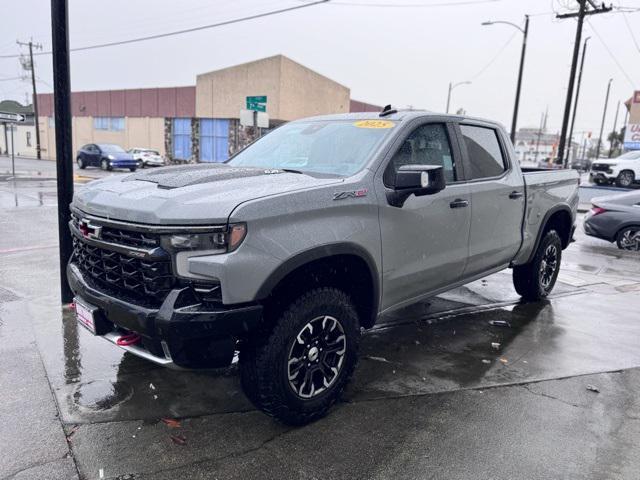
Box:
511;169;579;265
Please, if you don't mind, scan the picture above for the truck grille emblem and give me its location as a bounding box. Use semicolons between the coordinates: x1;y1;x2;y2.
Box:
79;219;102;240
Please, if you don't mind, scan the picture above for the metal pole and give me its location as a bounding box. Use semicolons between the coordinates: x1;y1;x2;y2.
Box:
51;0;74;303
595;78;612;160
29;42;42;159
10;124;15;178
510;15;528;144
558;0;586;167
608;100;620;158
446;82;452;114
567;36;589;162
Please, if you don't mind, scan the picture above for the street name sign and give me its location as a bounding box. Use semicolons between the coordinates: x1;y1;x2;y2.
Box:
0;111;25;123
246;96;267;112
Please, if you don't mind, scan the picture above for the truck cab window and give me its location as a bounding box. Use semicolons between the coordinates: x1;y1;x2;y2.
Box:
460;125;506;179
385;123;456;186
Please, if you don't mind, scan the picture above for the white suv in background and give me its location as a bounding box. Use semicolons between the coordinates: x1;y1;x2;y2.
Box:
590;150;640;188
128;148;165;168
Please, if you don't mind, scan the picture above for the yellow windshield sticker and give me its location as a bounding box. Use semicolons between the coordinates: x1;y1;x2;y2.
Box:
353;120;395;129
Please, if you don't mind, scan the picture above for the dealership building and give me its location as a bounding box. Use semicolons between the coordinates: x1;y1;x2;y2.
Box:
623;90;640;151
36;55;379;162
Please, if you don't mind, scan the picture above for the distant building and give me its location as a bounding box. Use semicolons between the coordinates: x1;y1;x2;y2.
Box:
514;127;579;165
35;55;380;162
623;90;640;151
0;99;36;157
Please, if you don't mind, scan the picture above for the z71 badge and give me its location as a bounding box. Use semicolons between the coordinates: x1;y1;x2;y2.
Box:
333;188;368;201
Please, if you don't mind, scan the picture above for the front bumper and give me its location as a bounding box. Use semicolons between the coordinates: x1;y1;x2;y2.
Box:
589;171;615;182
67;262;262;369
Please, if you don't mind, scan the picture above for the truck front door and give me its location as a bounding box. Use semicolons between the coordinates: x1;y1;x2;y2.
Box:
377;121;471;311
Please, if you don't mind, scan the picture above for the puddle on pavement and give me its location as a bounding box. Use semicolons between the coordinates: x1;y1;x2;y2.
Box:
73;380;133;410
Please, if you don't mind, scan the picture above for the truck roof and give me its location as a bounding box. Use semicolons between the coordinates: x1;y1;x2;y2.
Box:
297;110;506;131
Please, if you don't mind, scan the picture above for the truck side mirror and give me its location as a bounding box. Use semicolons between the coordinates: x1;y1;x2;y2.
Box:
387;164;446;207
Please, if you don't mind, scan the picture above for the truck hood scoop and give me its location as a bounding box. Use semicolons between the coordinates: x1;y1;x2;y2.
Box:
124;163;281;189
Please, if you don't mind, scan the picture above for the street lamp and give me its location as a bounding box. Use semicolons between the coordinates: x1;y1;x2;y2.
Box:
446;81;471;114
482;15;529;144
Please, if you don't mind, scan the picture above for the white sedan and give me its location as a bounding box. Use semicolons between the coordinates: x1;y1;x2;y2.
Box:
129;148;165;167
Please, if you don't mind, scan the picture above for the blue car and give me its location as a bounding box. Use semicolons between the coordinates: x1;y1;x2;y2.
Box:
76;143;138;171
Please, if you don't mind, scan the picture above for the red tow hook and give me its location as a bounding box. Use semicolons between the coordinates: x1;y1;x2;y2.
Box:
116;333;141;346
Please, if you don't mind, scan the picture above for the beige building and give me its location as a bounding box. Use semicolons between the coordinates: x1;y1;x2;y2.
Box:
36;55;375;163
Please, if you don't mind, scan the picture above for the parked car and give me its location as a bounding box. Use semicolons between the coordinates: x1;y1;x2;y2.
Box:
584;190;640;251
76;144;138;171
67;110;579;425
129;148;165;168
589;150;640;188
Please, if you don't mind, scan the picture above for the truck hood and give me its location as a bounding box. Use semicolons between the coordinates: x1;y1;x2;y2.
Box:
73;164;343;225
591;158;618;166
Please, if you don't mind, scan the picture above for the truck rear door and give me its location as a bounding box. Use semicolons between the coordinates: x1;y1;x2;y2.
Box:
456;123;525;278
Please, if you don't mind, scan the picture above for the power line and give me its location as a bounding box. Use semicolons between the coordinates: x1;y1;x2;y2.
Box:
621;12;640;54
325;0;500;7
0;0;329;59
587;19;636;87
471;30;519;80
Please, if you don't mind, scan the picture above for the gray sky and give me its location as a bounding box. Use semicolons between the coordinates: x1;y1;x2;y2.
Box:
1;0;639;141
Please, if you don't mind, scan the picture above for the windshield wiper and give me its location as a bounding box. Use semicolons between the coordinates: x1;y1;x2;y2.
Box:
280;168;305;175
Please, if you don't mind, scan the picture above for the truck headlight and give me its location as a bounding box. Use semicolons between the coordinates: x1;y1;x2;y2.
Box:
168;223;246;253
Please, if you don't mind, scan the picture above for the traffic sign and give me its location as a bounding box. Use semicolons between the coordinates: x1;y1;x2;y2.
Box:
246;96;267;112
246;102;266;112
0;111;25;123
246;95;267;104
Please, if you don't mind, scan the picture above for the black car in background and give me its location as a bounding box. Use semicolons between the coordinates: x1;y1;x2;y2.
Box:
584;191;640;251
76;144;138;171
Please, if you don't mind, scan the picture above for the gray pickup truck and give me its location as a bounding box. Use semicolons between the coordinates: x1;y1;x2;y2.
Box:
68;109;579;424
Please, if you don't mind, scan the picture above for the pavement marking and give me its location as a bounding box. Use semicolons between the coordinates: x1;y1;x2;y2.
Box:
0;244;58;254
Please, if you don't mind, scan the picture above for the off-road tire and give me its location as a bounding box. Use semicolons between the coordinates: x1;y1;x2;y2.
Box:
615;170;635;188
240;287;360;425
513;230;562;301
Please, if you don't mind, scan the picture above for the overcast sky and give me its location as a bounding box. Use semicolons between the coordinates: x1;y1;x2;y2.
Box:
1;0;638;140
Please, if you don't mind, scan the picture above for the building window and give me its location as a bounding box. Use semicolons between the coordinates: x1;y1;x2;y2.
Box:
172;118;192;160
93;117;125;131
26;131;31;147
200;119;229;163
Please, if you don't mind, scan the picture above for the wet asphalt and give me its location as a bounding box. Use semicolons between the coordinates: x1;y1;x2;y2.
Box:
1;157;640;479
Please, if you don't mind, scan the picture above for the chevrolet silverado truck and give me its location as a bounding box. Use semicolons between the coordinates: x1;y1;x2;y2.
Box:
68;109;579;425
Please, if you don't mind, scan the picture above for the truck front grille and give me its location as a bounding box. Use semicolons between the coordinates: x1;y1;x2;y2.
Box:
72;236;174;306
591;163;610;172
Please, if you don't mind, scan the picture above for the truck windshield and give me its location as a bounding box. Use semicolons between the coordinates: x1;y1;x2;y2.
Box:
227;120;395;177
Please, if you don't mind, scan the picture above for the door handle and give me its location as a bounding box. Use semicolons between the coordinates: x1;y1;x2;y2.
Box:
449;199;469;209
509;191;524;199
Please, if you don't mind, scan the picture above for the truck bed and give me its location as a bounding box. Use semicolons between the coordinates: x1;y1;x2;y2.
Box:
512;168;580;265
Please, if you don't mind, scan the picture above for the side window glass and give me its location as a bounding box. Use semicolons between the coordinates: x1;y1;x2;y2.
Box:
460;125;506;179
384;123;456;185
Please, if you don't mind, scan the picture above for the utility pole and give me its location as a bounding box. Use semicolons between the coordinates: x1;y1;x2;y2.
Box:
556;0;612;167
595;78;612;160
51;0;74;303
17;40;43;159
608;100;620;157
534;110;546;163
567;36;590;161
